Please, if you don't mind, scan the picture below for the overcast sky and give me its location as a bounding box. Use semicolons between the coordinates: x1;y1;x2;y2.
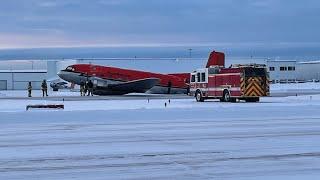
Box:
0;0;319;49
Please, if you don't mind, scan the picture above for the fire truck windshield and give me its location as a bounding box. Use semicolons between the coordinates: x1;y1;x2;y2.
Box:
244;68;266;77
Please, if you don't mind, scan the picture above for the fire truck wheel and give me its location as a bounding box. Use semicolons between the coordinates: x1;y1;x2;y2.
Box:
223;90;231;102
195;91;204;102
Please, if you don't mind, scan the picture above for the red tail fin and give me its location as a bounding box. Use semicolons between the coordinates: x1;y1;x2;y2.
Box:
206;51;225;68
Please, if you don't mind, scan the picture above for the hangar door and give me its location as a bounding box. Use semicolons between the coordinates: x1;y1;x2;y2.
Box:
0;80;7;90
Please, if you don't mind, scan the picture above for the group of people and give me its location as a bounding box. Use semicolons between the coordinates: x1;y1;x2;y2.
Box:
27;79;94;97
27;79;48;97
80;80;94;96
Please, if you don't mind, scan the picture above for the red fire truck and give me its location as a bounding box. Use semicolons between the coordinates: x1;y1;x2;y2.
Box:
190;51;269;102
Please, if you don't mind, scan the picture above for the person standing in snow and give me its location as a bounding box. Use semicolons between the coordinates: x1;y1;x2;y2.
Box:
87;80;94;96
27;82;32;97
84;81;88;96
80;81;85;96
41;79;48;97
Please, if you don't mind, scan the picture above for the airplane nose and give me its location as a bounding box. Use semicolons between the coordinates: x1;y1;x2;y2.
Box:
57;71;63;78
57;70;81;84
57;71;67;80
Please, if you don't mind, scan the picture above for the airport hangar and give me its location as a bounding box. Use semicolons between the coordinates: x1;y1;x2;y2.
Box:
0;58;320;90
0;60;77;90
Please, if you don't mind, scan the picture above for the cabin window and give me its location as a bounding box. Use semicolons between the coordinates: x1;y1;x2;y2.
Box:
197;73;201;82
280;67;287;71
269;67;275;71
208;67;219;74
191;75;196;82
288;66;295;71
201;73;206;82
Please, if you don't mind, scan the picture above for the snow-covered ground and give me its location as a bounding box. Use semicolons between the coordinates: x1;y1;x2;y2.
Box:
1;82;319;98
271;82;320;96
0;90;79;98
1;93;320;179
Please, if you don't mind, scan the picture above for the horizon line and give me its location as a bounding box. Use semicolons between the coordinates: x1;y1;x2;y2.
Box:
1;42;320;50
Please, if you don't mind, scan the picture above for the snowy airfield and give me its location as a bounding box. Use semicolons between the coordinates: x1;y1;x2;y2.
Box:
1;83;320;179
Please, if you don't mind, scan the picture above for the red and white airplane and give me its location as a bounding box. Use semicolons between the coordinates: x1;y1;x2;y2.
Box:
57;51;224;95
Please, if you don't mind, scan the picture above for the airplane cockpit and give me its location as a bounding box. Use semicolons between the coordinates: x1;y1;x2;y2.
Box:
65;66;75;72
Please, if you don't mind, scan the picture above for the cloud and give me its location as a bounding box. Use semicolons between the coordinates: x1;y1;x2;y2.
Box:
0;0;319;48
37;1;58;7
98;0;128;6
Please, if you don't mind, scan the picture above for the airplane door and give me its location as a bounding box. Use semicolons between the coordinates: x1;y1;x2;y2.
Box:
93;80;98;87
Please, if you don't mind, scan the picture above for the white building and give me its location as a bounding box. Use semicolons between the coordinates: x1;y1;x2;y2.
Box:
266;60;297;83
266;60;320;83
297;61;320;81
0;60;77;90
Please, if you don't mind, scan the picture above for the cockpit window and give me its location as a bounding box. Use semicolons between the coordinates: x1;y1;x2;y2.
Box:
66;66;75;71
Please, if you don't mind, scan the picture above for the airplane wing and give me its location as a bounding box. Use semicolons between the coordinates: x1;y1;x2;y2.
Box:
93;78;160;95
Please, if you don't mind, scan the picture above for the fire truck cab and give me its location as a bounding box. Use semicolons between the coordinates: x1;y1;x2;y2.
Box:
190;64;269;102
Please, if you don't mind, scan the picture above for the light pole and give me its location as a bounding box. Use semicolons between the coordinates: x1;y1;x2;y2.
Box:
188;48;192;58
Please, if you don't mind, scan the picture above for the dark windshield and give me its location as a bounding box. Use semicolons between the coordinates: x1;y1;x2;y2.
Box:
65;66;75;72
244;68;266;77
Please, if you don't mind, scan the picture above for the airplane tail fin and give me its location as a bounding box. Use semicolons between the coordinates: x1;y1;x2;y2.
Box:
206;51;225;68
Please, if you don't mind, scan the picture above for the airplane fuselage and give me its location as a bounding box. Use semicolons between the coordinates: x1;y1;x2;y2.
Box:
58;64;190;95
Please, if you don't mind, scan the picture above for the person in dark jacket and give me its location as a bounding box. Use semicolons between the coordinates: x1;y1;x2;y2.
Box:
84;81;88;96
87;80;94;96
27;82;32;97
80;81;85;96
41;79;48;97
